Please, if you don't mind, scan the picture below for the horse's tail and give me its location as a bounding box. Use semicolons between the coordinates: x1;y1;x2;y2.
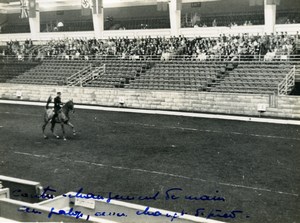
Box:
46;96;52;109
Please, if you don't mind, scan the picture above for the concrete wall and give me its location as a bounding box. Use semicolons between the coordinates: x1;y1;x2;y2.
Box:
0;83;300;119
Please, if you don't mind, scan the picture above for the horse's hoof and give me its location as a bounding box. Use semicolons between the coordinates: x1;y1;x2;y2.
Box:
63;138;67;141
44;136;48;139
73;133;76;136
56;136;60;139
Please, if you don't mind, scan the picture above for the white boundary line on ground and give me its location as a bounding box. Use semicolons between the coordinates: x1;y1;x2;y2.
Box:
1;99;300;126
13;151;300;198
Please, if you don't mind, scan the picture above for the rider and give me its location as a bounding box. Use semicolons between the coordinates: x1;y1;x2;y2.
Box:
52;92;63;123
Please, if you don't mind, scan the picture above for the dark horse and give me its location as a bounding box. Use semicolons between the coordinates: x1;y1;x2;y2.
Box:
42;96;76;140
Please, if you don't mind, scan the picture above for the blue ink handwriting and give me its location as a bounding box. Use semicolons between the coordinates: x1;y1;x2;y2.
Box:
48;207;90;221
165;188;225;202
195;208;249;219
64;187;106;201
64;187;224;203
13;186;56;200
18;206;42;215
13;186;225;203
136;206;185;222
95;211;127;218
18;206;249;221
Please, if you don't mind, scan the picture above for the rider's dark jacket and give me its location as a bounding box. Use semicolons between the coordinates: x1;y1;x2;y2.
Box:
54;96;62;112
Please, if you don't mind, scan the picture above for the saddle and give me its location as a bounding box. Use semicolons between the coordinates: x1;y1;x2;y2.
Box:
51;109;67;123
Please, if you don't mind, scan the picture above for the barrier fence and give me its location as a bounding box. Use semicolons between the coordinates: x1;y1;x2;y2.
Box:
1;53;300;63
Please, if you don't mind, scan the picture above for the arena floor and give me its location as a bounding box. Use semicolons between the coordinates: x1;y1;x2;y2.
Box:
0;103;299;223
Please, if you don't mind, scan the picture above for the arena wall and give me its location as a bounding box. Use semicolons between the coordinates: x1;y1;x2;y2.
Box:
0;83;300;119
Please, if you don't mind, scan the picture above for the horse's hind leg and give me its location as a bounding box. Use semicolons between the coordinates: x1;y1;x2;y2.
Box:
42;121;48;139
66;121;76;136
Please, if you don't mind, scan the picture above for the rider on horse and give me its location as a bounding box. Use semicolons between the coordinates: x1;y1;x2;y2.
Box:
52;92;63;123
43;93;75;140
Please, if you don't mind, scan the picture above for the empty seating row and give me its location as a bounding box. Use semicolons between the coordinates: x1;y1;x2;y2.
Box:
3;59;294;95
211;62;292;94
8;60;89;85
0;62;39;83
127;83;205;91
85;60;147;88
121;60;219;91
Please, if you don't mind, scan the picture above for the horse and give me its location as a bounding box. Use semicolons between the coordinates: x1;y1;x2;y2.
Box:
42;96;76;140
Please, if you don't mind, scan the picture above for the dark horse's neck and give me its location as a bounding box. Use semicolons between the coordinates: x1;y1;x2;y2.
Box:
63;107;69;116
62;102;71;116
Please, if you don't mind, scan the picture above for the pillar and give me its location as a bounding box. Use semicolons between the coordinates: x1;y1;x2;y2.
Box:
92;10;104;39
169;0;181;36
264;0;276;34
29;11;40;40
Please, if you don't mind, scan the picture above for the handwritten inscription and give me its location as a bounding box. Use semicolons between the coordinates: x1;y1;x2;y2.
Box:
195;208;249;219
94;211;127;218
136;206;185;222
18;206;42;215
48;207;91;221
15;186;249;221
13;186;56;200
63;187;225;203
18;207;128;221
18;206;249;221
12;186;225;203
165;188;225;202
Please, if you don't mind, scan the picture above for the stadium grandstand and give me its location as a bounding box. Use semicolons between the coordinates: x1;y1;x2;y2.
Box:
0;0;300;223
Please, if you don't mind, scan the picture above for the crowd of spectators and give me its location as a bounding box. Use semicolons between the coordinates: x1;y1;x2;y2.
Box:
3;39;33;60
1;32;298;62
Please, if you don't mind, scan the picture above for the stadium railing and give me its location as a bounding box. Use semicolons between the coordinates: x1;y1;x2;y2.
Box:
1;54;300;62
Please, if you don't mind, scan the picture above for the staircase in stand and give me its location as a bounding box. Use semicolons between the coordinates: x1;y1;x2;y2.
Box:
295;64;300;82
278;65;296;95
67;64;106;87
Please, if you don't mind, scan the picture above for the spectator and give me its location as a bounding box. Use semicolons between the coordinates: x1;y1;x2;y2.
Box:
212;19;217;27
4;33;298;61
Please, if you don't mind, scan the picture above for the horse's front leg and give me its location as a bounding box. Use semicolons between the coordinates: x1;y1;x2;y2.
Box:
42;121;48;139
51;122;60;139
66;121;76;136
61;124;66;141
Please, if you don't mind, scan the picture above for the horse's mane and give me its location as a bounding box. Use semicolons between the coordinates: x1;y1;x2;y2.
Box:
63;100;74;110
64;100;72;105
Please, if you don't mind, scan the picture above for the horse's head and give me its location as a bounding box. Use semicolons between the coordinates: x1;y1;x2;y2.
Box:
65;100;75;113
